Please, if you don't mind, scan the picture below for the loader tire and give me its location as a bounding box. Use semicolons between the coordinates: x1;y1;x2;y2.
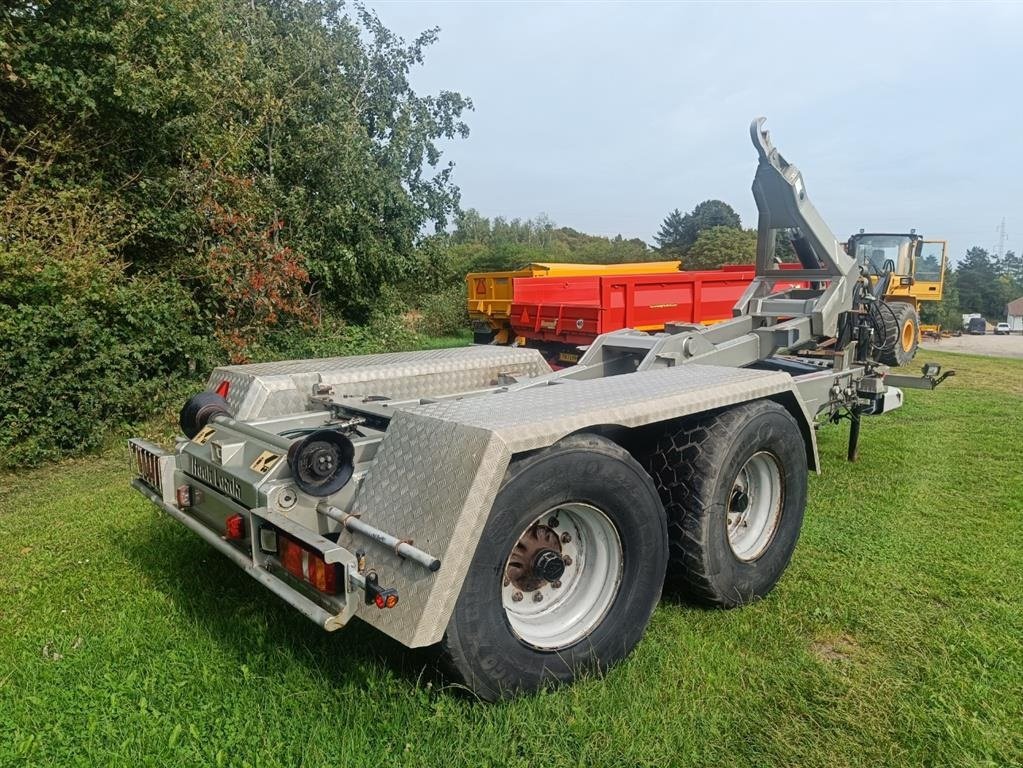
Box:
439;433;667;701
643;400;807;608
879;302;919;367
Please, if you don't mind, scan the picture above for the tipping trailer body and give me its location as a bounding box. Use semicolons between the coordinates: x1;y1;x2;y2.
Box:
467;260;681;342
509;264;806;355
509;265;759;346
129;119;946;699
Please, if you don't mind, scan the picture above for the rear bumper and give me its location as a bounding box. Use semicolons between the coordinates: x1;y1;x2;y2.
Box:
131;478;357;631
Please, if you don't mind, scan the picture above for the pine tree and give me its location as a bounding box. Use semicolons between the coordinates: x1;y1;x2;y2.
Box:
654;209;687;252
654;200;741;255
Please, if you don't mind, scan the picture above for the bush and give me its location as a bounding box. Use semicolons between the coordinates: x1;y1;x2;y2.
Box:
418;285;468;338
248;307;425;364
0;275;207;467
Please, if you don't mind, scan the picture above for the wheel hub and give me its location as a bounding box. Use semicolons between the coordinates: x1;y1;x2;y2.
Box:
506;525;562;592
901;318;915;352
726;451;784;561
533;549;566;582
729;488;750;514
502;503;623;651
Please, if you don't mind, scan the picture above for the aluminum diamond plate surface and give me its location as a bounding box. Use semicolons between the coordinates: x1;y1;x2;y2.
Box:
205;346;552;420
412;364;797;452
343;412;511;647
351;363;814;647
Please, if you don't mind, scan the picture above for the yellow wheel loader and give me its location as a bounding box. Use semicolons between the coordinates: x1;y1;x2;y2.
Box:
845;230;947;366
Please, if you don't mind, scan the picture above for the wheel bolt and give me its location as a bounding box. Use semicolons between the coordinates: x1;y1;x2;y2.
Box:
561;532;572;544
503;577;510;588
511;591;523;602
552;580;562;589
548;517;559;528
532;592;543;603
562;555;573;566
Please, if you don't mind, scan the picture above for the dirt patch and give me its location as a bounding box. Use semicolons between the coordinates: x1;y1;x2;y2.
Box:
810;633;859;662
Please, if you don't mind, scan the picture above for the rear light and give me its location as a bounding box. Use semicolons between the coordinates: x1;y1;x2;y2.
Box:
225;513;245;540
176;485;192;508
215;380;230;398
364;572;399;609
278;535;339;594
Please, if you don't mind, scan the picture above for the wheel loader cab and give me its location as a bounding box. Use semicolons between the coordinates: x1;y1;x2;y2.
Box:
846;231;947;302
848;232;916;277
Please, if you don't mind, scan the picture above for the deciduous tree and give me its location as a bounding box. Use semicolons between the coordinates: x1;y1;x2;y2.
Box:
685;227;757;270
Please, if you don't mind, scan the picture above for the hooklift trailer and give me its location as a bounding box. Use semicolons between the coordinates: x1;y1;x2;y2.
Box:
130;119;950;701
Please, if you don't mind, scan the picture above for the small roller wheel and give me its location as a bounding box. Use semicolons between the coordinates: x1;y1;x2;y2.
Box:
179;391;231;438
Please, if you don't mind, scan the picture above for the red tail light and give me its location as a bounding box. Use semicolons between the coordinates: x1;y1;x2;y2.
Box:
278;535;339;594
225;513;245;540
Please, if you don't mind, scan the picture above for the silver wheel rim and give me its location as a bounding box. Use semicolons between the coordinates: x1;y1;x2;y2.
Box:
727;451;784;561
502;503;623;650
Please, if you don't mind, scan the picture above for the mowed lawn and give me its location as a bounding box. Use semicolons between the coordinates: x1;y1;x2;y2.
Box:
1;350;1021;767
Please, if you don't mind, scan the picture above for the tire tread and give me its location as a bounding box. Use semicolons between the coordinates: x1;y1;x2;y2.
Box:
643;400;805;607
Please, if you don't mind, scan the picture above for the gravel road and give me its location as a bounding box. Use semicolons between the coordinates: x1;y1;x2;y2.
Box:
920;333;1023;359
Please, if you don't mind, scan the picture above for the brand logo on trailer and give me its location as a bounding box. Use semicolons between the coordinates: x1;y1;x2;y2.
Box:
189;456;243;499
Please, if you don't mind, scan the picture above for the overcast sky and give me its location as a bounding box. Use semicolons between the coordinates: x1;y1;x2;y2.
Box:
371;1;1023;262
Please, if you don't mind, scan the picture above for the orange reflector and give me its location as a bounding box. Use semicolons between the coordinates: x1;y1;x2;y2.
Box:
277;534;339;594
225;513;245;540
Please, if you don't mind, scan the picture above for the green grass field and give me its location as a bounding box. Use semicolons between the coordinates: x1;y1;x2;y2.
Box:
1;350;1021;767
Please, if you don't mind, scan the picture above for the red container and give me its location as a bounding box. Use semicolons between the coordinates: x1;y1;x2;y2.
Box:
510;265;760;346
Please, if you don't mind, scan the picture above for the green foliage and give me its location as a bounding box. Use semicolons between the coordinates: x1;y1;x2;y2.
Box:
685;226;757;270
417;284;468;338
1001;250;1023;287
955;246;1021;320
444;209;653;274
920;270;962;330
0;275;206;467
654;209;687;255
0;150;208;466
2;0;472;327
1;0;473;463
654;200;742;256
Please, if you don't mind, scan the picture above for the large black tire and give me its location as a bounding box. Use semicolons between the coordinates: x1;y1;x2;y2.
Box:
643;400;808;608
879;302;919;367
439;433;667;701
